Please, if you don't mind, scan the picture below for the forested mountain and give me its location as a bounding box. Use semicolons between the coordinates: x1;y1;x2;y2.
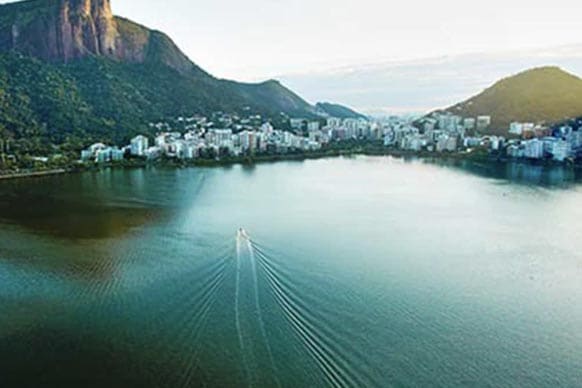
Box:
0;0;320;154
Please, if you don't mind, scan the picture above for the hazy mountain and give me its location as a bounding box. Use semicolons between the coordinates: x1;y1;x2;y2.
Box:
444;66;582;132
0;0;320;150
315;102;367;120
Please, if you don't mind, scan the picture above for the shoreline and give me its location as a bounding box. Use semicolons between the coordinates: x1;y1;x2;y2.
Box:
0;168;70;181
1;149;580;181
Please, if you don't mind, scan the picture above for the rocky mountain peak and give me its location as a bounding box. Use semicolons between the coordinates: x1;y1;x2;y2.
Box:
0;0;199;72
57;0;118;60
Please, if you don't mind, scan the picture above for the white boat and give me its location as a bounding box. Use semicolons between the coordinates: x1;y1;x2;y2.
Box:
237;228;249;241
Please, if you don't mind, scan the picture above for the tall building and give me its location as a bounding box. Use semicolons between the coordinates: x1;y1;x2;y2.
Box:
307;121;320;132
130;135;149;156
239;131;257;152
327;118;342;129
551;140;572;162
524;139;544;159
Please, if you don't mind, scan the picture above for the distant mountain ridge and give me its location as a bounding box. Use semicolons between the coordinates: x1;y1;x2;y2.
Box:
0;0;348;151
443;66;582;133
315;102;367;120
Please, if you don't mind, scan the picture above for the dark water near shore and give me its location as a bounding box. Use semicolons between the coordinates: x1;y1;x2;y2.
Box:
1;156;581;387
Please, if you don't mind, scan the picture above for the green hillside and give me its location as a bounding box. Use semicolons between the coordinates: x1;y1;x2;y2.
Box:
446;66;582;134
0;53;318;155
0;0;320;159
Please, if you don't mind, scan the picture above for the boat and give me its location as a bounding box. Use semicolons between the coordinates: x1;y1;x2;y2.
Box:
237;228;249;241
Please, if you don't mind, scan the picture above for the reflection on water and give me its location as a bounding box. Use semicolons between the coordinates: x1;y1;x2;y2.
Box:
423;158;582;188
0;168;205;239
1;159;582;387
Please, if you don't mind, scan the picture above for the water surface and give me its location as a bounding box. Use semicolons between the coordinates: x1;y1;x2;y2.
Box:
1;157;581;387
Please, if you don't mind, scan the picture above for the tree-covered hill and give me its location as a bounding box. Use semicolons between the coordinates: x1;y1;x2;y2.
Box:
0;0;322;158
444;66;582;134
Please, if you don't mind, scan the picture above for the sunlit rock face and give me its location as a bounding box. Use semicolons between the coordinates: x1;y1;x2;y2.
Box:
0;0;197;72
2;0;114;61
58;0;118;60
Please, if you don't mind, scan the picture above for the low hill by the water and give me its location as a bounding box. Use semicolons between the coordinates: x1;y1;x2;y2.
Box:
444;66;582;134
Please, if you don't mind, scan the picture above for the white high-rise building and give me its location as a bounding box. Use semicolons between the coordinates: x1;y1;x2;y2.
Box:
524;139;544;159
551;140;572;162
130;135;149;156
327;118;342;129
307;121;320;132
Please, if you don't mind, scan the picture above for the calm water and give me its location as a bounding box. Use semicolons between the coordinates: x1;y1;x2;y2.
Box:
1;157;581;387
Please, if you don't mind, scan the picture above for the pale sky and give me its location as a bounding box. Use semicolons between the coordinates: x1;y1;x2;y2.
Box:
3;0;582;111
105;0;582;81
2;0;582;80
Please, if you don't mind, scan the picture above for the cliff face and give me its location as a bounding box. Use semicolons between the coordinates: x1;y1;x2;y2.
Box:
0;0;192;72
58;0;118;60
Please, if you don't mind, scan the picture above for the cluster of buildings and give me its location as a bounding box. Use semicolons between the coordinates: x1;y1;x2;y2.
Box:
382;113;490;153
79;110;582;165
80;114;328;163
80;143;125;163
138;124;324;160
505;124;582;162
384;112;581;162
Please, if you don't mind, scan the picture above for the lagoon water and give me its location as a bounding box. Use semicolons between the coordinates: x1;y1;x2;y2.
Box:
0;156;581;387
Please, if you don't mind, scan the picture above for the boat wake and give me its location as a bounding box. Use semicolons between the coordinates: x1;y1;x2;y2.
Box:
168;229;379;387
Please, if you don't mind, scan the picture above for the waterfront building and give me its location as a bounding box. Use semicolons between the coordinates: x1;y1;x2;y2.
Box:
80;150;93;161
551;140;572;162
111;148;124;161
436;135;457;152
95;149;110;163
94;147;123;163
81;143;109;162
130;135;149;157
239;130;257;152
507;144;523;158
524;139;544;159
290;118;305;130
146;147;162;160
490;136;501;151
445;137;458;152
155;134;167;147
